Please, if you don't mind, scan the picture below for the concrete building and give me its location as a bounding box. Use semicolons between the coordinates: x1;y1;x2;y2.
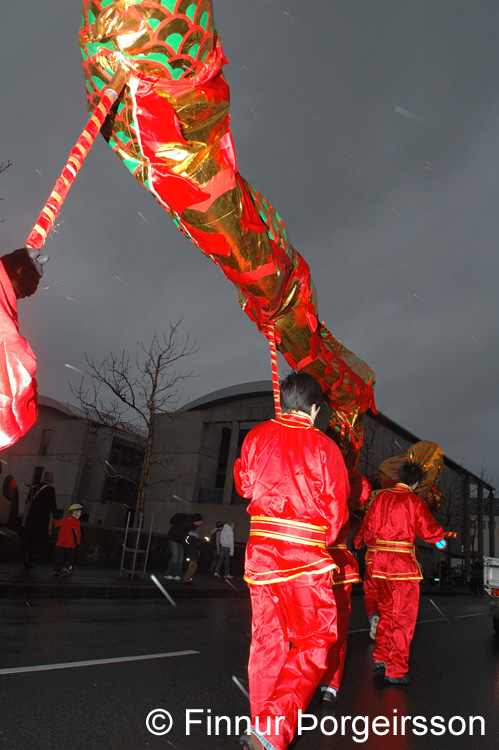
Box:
1;396;143;527
472;496;499;559
2;384;495;578
146;382;496;577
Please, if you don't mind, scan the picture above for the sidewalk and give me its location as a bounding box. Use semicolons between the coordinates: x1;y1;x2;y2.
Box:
0;560;248;600
0;559;472;601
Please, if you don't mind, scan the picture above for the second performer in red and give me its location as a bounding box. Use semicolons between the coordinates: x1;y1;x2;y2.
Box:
354;462;445;684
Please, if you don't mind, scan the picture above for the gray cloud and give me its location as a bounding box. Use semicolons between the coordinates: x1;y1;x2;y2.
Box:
1;0;498;487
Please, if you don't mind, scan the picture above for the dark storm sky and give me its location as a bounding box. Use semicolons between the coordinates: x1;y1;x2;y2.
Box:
1;1;498;487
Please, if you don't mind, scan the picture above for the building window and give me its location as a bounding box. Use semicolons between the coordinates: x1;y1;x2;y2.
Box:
31;466;44;487
39;430;52;456
215;426;232;489
25;467;44;509
101;437;144;510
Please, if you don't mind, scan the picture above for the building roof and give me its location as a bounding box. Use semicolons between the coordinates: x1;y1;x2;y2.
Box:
184;381;495;492
185;381;274;411
38;395;86;419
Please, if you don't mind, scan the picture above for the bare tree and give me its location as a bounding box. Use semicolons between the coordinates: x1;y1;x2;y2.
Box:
357;412;383;482
70;321;197;524
437;468;465;536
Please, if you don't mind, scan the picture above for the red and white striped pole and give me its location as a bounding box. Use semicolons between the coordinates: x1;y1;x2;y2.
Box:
26;67;128;250
266;324;281;417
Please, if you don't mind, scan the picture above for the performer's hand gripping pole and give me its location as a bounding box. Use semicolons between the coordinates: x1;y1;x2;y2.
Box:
25;68;128;251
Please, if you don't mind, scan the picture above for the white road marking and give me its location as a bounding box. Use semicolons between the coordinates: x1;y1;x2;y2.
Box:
151;574;177;606
0;650;199;676
454;612;488;619
349;617;446;634
232;675;250;700
429;598;450;622
349;613;486;634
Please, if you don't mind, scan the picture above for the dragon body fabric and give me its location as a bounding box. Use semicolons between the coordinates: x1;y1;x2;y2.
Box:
372;441;445;512
79;0;376;467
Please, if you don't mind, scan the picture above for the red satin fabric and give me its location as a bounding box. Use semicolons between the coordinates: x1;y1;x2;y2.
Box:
322;522;360;691
373;579;420;677
0;262;37;449
321;581;353;691
362;549;379;618
234;412;350;579
354;520;379;617
248;573;338;750
358;484;444;581
357;483;444;677
234;411;349;748
327;523;360;585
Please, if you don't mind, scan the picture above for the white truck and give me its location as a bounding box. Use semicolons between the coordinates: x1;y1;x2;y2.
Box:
483;557;499;634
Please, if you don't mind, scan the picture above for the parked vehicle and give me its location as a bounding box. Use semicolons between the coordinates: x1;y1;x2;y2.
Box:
483;557;499;634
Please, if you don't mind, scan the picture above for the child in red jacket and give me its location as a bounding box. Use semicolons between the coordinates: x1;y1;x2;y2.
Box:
53;504;83;576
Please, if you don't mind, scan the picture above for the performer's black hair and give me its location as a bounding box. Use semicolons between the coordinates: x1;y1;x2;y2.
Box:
280;370;323;415
398;462;425;487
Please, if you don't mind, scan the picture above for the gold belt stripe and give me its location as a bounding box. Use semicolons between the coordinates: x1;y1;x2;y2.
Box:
251;516;327;532
375;540;414;553
250;530;325;547
250;517;326;547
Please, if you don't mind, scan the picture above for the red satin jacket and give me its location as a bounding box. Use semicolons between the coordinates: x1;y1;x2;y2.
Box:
0;262;37;449
354;483;444;581
234;412;349;585
327;522;360;587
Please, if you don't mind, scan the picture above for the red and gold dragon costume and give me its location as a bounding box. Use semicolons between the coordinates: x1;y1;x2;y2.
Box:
78;0;376;468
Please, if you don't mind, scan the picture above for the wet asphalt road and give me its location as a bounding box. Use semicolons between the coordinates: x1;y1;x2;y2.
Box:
0;590;497;750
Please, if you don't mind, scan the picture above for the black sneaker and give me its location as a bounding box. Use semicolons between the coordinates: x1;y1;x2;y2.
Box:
373;661;386;675
319;685;338;703
385;673;411;685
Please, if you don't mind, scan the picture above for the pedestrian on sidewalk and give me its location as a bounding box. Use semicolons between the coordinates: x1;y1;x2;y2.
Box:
52;503;83;576
24;471;57;569
164;513;203;581
209;521;224;574
214;522;234;579
183;530;203;583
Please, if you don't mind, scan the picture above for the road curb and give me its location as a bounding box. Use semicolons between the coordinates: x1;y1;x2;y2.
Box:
0;580;249;600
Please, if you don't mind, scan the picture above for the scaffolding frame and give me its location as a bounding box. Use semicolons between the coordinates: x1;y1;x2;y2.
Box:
119;511;154;580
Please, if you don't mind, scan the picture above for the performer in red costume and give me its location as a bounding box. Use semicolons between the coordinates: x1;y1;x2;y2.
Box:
354;462;445;684
320;472;371;702
320;525;360;702
0;248;46;450
234;371;349;750
355;516;380;639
